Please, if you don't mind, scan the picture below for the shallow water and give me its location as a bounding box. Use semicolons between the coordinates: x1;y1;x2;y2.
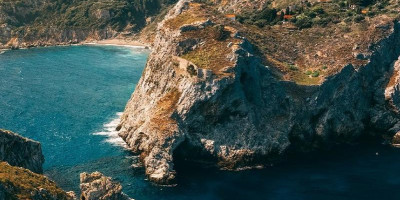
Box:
1;46;400;200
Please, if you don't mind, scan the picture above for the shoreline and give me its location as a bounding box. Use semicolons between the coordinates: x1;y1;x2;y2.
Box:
81;38;150;49
0;38;151;51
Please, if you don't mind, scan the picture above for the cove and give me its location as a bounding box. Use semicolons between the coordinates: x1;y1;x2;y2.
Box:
2;46;400;200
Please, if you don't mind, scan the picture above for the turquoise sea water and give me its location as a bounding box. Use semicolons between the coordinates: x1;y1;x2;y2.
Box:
1;46;400;200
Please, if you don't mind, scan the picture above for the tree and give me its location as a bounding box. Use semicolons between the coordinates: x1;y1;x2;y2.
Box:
348;0;375;6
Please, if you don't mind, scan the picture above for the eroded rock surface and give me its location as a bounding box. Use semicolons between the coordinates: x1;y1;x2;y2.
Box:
0;129;44;173
80;172;132;200
119;0;400;184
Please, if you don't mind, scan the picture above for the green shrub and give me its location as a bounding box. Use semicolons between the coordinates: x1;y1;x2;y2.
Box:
239;7;278;26
312;17;331;27
254;19;269;28
312;71;320;77
311;6;325;14
306;11;317;18
354;15;365;23
339;1;348;7
287;64;298;71
187;64;197;76
305;70;312;75
295;14;312;29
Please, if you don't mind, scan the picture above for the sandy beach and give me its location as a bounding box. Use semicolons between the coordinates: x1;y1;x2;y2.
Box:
82;38;149;48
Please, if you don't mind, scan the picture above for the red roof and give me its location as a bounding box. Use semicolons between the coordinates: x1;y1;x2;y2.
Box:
284;15;293;19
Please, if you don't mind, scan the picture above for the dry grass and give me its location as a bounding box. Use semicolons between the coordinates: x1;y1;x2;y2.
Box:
236;14;396;85
0;162;69;200
181;25;241;77
166;1;397;85
150;88;182;134
164;2;208;30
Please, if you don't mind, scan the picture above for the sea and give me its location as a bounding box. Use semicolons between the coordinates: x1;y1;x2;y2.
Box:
1;45;400;200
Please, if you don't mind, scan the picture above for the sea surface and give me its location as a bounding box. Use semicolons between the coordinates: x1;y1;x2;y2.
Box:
1;46;400;200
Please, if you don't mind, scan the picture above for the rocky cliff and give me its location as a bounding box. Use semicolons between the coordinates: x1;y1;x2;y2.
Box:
0;129;75;200
0;129;132;200
118;0;400;184
0;129;44;174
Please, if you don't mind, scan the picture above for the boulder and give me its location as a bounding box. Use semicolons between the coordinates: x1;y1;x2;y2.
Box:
80;172;132;200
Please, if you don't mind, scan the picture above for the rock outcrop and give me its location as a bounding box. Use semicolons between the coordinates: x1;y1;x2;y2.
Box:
0;129;44;173
0;162;75;200
80;172;132;200
118;0;400;184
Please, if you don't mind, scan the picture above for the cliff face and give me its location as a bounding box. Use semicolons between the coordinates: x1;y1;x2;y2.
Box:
0;129;44;174
119;0;400;184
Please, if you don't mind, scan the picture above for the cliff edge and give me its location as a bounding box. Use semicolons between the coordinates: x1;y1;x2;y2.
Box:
0;129;44;173
119;0;400;184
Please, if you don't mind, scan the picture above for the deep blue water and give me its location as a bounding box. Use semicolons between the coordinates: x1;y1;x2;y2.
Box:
1;46;400;200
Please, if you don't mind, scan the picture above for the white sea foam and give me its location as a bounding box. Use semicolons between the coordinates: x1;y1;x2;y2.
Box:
93;112;128;148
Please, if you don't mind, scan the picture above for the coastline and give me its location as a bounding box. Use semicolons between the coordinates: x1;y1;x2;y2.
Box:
81;38;150;49
0;38;151;51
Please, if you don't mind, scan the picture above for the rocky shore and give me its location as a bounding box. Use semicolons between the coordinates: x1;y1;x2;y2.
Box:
0;129;133;200
80;172;132;200
118;0;400;184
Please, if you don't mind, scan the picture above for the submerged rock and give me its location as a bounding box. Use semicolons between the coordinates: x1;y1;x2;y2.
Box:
0;129;44;173
80;172;132;200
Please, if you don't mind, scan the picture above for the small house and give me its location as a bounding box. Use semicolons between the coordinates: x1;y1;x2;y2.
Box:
225;14;236;21
284;15;293;20
361;9;368;14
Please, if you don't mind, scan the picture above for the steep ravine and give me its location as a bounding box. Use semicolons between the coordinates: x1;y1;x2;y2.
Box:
119;0;400;184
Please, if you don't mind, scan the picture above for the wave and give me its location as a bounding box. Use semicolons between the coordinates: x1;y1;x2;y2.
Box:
93;112;128;148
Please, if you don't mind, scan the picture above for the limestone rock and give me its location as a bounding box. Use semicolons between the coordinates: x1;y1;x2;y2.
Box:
80;172;132;200
119;0;400;184
0;129;44;173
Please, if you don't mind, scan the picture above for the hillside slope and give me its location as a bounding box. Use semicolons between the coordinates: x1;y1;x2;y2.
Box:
0;0;176;48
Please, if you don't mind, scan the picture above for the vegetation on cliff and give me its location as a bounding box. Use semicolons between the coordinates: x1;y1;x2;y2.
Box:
0;0;177;47
0;162;72;200
179;0;400;85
